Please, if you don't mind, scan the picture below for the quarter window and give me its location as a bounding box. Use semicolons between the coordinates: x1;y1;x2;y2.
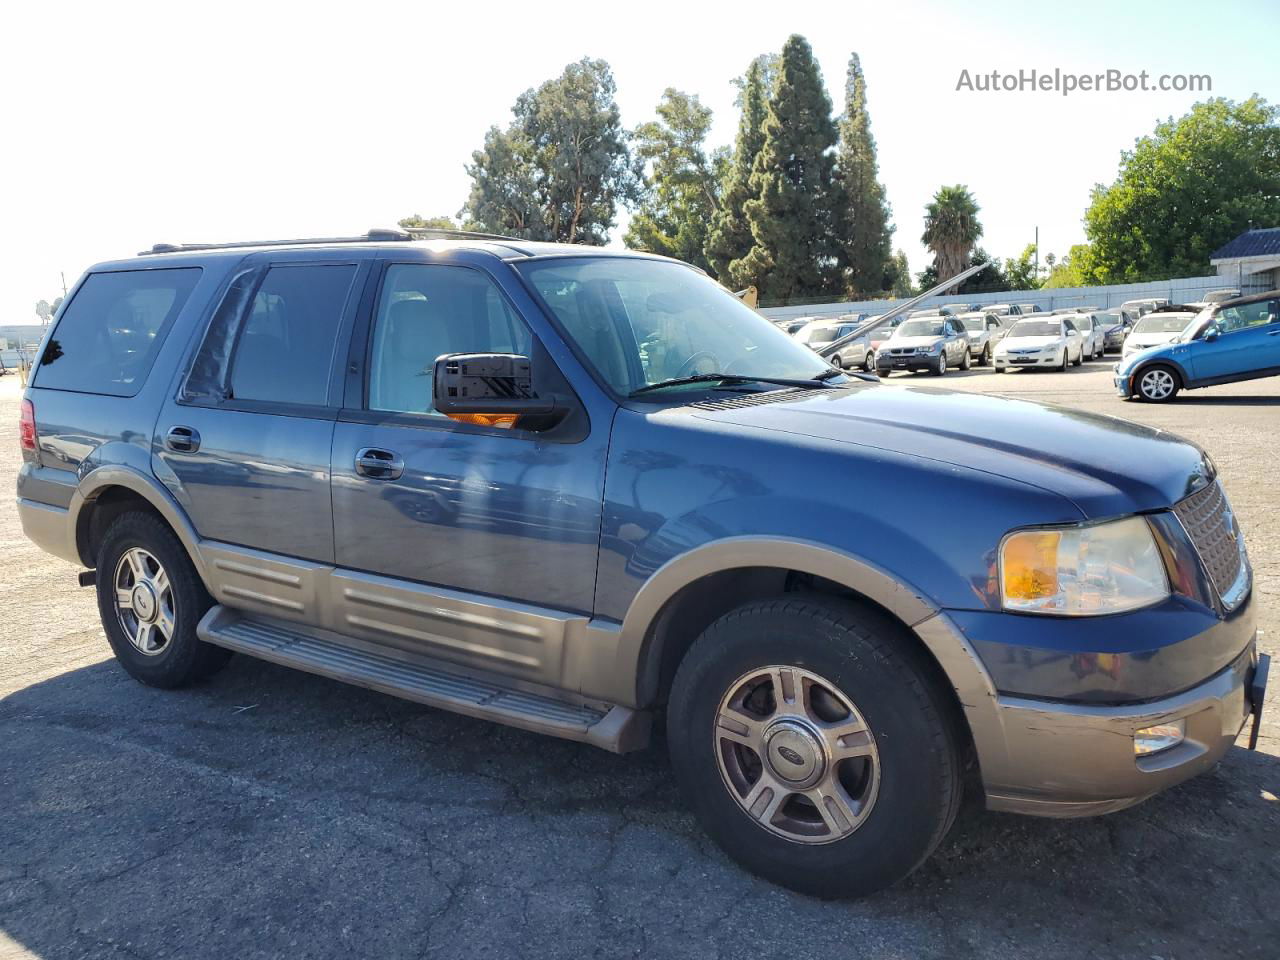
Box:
367;264;532;416
227;264;357;405
35;267;201;396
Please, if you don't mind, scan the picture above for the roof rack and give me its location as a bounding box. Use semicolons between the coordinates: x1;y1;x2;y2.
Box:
140;227;521;256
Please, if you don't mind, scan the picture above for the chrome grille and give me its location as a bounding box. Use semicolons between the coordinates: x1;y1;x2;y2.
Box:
1174;480;1249;610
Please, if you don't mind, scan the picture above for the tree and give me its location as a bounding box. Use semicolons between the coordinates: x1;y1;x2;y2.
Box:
705;56;770;282
1043;243;1094;288
1003;243;1041;290
34;300;52;323
1083;96;1280;282
736;35;841;301
398;214;462;231
461;58;638;244
887;249;913;298
625;89;719;274
917;247;1007;294
834;53;893;296
921;185;983;283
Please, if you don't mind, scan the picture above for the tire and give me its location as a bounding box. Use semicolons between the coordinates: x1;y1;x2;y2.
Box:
831;355;843;371
95;511;231;688
981;343;992;366
863;351;874;372
667;596;963;899
1134;364;1181;403
959;348;971;371
931;353;947;377
1058;350;1069;372
877;368;890;379
1072;345;1083;367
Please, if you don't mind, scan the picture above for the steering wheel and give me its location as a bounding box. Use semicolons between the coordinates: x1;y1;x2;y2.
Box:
675;351;721;378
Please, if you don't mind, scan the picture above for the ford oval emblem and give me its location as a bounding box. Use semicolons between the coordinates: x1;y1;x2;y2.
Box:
776;745;805;766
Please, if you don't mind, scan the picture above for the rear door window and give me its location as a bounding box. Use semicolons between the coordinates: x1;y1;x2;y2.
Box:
35;267;201;396
227;264;358;405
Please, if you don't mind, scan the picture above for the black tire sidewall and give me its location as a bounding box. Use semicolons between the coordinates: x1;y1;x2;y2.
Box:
667;599;959;898
1136;364;1179;403
95;512;223;688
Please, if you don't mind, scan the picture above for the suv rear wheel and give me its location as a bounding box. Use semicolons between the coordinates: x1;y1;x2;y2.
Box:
667;597;962;898
95;511;232;688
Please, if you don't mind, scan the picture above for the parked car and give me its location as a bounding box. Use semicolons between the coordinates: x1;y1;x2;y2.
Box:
795;319;873;371
993;316;1086;371
954;311;1007;365
1120;298;1169;318
1115;290;1280;402
17;232;1267;899
1011;302;1043;315
1065;312;1106;360
778;318;813;335
1096;309;1137;353
1203;289;1242;304
1120;308;1200;359
876;315;970;376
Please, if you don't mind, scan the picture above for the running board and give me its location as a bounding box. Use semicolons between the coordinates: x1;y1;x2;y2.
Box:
197;607;649;753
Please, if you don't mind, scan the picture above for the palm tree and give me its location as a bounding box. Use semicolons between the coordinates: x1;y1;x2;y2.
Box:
921;185;983;283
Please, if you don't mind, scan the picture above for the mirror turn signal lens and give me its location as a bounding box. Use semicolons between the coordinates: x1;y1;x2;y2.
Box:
445;413;520;429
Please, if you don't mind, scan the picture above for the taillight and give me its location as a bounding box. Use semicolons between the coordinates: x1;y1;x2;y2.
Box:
19;398;36;454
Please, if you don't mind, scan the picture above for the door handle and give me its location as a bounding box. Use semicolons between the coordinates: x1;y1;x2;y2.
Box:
165;426;200;453
355;447;404;480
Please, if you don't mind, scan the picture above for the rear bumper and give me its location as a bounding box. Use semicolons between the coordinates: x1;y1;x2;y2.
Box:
984;642;1259;817
16;497;79;565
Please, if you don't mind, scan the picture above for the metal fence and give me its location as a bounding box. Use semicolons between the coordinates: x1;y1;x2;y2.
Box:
758;274;1267;321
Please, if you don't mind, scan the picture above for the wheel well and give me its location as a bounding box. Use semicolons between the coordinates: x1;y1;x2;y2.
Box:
641;566;978;775
77;486;168;568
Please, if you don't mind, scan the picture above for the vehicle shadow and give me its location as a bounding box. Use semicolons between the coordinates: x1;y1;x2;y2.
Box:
1173;395;1280;406
1;657;1276;959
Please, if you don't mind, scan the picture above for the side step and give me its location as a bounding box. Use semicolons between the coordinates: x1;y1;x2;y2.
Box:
197;607;649;753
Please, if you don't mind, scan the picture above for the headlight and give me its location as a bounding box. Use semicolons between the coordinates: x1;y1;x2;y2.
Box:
925;342;943;354
999;516;1169;615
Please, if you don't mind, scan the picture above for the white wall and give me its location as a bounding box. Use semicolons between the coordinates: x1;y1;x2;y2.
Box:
758;274;1263;321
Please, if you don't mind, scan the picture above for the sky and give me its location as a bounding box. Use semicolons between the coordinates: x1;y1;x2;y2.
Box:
4;0;1279;323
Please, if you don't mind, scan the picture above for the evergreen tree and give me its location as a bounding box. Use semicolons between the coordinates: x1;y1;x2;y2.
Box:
461;59;638;244
625;89;719;274
704;57;769;282
736;35;840;301
835;53;893;296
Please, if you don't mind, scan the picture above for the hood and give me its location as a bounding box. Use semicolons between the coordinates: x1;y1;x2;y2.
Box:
884;335;943;350
689;383;1208;518
1124;333;1178;352
999;335;1061;350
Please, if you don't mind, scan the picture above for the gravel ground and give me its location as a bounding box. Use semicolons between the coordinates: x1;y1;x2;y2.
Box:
1;363;1276;960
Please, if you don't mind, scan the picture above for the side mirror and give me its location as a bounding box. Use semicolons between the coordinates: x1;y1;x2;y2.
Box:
1203;327;1219;342
432;353;564;430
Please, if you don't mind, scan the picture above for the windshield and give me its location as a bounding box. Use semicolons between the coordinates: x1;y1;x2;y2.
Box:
959;316;984;332
517;257;830;394
1132;314;1193;335
798;325;839;344
895;320;946;337
1095;311;1121;325
1008;320;1061;338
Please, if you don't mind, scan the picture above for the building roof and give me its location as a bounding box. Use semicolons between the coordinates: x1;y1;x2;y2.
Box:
1210;227;1280;261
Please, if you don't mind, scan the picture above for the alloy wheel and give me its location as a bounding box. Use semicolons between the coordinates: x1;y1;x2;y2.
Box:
1139;368;1176;400
714;665;880;844
113;547;176;656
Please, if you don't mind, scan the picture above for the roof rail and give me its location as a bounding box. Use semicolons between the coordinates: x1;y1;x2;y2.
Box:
139;227;521;256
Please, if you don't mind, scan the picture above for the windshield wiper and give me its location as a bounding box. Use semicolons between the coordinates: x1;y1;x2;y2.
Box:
629;371;840;397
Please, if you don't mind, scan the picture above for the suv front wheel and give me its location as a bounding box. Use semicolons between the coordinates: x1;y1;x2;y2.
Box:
1134;364;1180;402
667;597;963;898
95;511;232;688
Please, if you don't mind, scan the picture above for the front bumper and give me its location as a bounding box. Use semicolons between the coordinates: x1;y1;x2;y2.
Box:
878;354;939;373
994;354;1058;369
1114;365;1135;397
984;642;1261;817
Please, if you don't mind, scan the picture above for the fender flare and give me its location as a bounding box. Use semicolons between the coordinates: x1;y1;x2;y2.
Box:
606;536;1005;776
70;464;211;587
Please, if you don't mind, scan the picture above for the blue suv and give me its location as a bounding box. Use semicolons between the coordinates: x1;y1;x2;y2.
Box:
1115;291;1280;401
16;231;1268;898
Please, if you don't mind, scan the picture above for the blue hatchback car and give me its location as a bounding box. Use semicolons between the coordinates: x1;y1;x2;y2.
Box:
16;231;1269;897
1115;291;1280;401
